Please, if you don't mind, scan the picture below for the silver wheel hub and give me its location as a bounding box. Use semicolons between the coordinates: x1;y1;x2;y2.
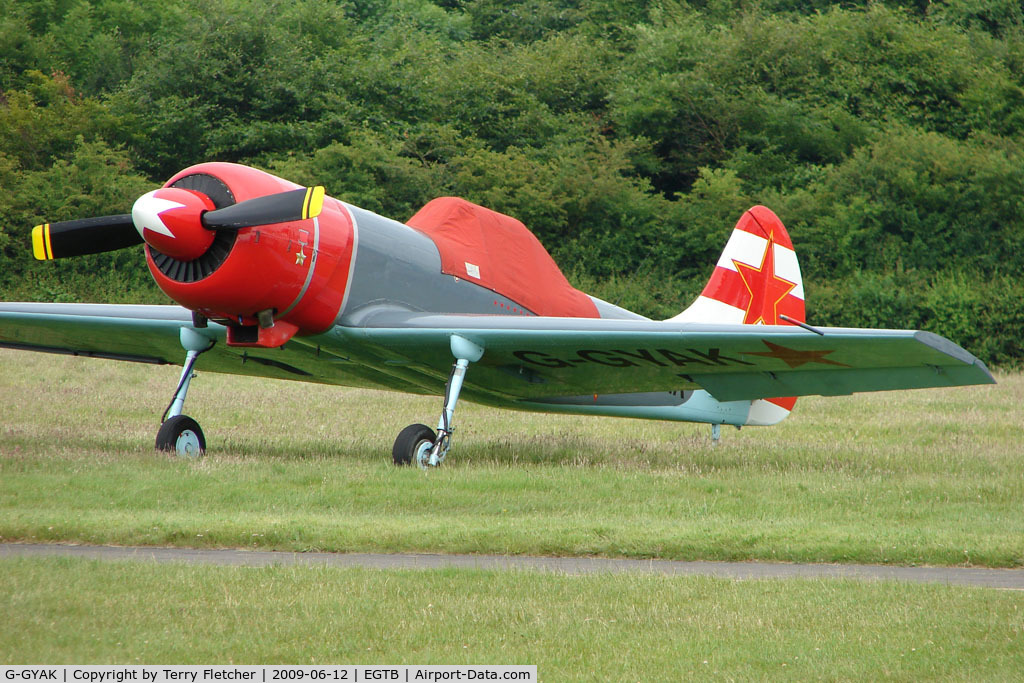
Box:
414;439;434;469
175;429;202;457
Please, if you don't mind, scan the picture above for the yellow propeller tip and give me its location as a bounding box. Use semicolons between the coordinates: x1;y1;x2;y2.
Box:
303;186;326;220
31;224;53;260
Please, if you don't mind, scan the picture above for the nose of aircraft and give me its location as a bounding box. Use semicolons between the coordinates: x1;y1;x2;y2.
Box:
131;187;217;261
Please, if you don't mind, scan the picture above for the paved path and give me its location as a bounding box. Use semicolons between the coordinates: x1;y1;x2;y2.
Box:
4;543;1023;590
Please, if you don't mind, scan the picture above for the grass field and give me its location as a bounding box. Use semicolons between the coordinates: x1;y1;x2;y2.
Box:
2;348;1023;674
2;558;1023;678
1;349;1021;566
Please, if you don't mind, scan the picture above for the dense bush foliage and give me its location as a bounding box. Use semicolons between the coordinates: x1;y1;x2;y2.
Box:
1;0;1022;365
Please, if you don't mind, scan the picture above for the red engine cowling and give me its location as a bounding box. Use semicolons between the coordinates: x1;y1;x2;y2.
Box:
145;162;354;347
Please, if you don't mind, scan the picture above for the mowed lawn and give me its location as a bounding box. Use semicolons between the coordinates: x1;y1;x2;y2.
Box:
2;557;1023;678
2;349;1023;674
1;349;1020;566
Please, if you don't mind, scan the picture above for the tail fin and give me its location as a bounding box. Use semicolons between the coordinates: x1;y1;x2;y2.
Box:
668;206;805;425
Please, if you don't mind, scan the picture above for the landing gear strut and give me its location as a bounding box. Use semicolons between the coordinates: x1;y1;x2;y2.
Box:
393;335;484;467
156;327;213;457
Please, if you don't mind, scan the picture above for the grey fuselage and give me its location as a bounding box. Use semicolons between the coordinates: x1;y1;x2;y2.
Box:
335;202;644;326
326;203;758;428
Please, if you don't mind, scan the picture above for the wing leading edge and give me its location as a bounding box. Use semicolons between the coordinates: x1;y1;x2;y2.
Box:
0;303;197;364
0;303;339;386
339;313;995;403
0;304;995;405
0;303;443;394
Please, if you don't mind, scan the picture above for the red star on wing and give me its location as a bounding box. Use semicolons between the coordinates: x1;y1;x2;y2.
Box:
747;340;850;369
733;235;797;325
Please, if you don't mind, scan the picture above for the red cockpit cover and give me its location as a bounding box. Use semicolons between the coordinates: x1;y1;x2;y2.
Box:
407;197;598;318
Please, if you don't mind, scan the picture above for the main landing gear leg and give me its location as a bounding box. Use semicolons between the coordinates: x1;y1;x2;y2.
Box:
711;423;721;446
156;327;214;457
392;335;484;468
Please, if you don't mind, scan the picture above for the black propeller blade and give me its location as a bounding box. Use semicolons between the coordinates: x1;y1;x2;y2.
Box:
31;185;326;261
32;215;142;261
201;186;325;230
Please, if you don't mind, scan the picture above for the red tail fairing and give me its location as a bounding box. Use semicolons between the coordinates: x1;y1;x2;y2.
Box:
407;197;599;318
146;163;355;347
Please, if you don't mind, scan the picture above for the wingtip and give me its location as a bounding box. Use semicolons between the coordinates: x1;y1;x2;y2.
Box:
914;330;996;385
975;359;997;385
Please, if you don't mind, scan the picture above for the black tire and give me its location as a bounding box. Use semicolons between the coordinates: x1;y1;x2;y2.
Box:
392;423;436;466
156;414;206;457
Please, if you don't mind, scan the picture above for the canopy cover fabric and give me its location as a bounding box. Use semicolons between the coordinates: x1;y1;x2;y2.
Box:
406;197;598;318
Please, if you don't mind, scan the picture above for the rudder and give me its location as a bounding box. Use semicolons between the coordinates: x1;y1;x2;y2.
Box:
668;206;805;424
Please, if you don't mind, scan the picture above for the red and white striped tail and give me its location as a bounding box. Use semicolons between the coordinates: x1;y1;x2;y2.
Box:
669;206;805;425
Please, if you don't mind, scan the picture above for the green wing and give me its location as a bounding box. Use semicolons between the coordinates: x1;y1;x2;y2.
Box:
337;313;995;402
0;303;339;385
1;303;195;363
0;304;995;406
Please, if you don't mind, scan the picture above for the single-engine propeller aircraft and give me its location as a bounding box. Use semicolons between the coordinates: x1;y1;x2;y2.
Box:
0;162;994;465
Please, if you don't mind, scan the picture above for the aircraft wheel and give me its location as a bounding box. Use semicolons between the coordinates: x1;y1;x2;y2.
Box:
156;415;206;458
393;423;436;467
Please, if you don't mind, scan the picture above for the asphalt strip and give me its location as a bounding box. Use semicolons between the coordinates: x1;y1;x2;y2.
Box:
4;543;1024;590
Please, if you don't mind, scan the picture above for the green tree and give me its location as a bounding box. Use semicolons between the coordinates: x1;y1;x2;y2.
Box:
777;128;1024;279
0;71;124;171
0;137;158;301
112;0;364;178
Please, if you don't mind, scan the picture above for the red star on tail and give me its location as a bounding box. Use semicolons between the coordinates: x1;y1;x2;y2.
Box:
733;235;797;325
